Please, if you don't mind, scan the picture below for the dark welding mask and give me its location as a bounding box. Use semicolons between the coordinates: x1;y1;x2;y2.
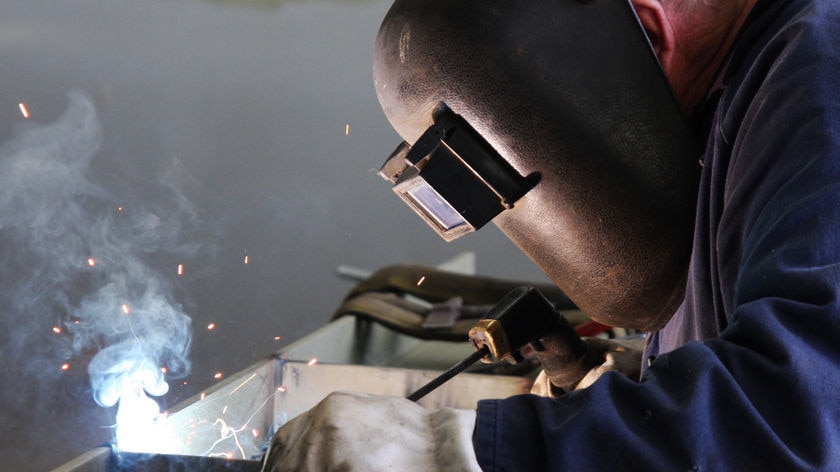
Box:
373;0;700;331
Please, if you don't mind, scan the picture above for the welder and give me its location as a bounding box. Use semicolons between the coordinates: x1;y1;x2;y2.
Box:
264;0;840;469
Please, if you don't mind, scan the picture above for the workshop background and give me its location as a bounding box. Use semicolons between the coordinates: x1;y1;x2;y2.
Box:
0;0;549;469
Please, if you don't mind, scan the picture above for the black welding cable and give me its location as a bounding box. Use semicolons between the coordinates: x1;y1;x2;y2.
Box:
406;345;490;402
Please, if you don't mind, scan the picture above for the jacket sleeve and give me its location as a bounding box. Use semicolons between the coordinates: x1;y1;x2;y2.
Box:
474;4;840;470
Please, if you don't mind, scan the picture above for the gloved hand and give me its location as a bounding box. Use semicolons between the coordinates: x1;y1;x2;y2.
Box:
261;391;482;472
531;336;644;397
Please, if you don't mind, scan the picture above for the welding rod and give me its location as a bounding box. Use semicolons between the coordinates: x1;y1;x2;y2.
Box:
406;345;490;402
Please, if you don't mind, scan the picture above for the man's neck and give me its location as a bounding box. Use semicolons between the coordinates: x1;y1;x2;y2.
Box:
670;0;758;117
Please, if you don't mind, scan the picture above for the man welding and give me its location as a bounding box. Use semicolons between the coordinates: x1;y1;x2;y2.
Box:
264;0;840;469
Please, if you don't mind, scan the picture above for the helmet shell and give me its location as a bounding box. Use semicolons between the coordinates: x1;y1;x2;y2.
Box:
374;0;700;330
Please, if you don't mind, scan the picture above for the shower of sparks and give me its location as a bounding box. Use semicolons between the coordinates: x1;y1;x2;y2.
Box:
201;385;286;459
18;102;30;119
206;418;245;459
52;326;62;334
121;304;130;315
177;264;184;276
417;275;427;286
87;258;97;267
345;122;351;136
307;358;318;367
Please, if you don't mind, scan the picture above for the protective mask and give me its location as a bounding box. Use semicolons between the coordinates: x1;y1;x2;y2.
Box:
374;0;700;331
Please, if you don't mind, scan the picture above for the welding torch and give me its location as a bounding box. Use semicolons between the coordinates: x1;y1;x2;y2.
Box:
407;285;598;401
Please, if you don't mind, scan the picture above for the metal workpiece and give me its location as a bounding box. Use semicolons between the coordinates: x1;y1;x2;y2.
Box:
374;0;700;330
53;316;532;472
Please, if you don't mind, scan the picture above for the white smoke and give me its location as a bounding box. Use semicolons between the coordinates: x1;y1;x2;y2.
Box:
0;91;194;449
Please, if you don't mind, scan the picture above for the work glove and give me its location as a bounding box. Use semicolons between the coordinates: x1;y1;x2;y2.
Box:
262;391;482;472
531;336;644;397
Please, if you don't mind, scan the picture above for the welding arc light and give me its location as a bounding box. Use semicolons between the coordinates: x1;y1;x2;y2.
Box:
379;104;539;241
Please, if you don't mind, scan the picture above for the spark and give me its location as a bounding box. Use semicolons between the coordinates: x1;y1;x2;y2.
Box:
61;363;71;371
87;258;97;267
113;370;282;459
345;122;351;136
117;206;124;212
207;419;246;459
273;336;281;341
214;372;224;380
277;385;287;393
307;358;318;367
243;255;249;265
228;372;257;396
202;386;284;459
122;304;130;315
52;326;62;334
18;102;30;119
177;264;184;276
207;322;216;331
160;366;168;374
417;275;426;286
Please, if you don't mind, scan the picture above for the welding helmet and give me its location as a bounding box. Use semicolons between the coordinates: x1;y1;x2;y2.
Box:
373;0;700;331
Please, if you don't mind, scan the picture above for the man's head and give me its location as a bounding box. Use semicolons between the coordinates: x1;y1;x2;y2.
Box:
630;0;759;115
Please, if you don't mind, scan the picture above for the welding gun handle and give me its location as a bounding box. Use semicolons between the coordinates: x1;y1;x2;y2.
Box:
529;314;600;393
530;311;587;357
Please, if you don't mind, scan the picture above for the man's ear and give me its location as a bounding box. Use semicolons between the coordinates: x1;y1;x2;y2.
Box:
630;0;677;72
